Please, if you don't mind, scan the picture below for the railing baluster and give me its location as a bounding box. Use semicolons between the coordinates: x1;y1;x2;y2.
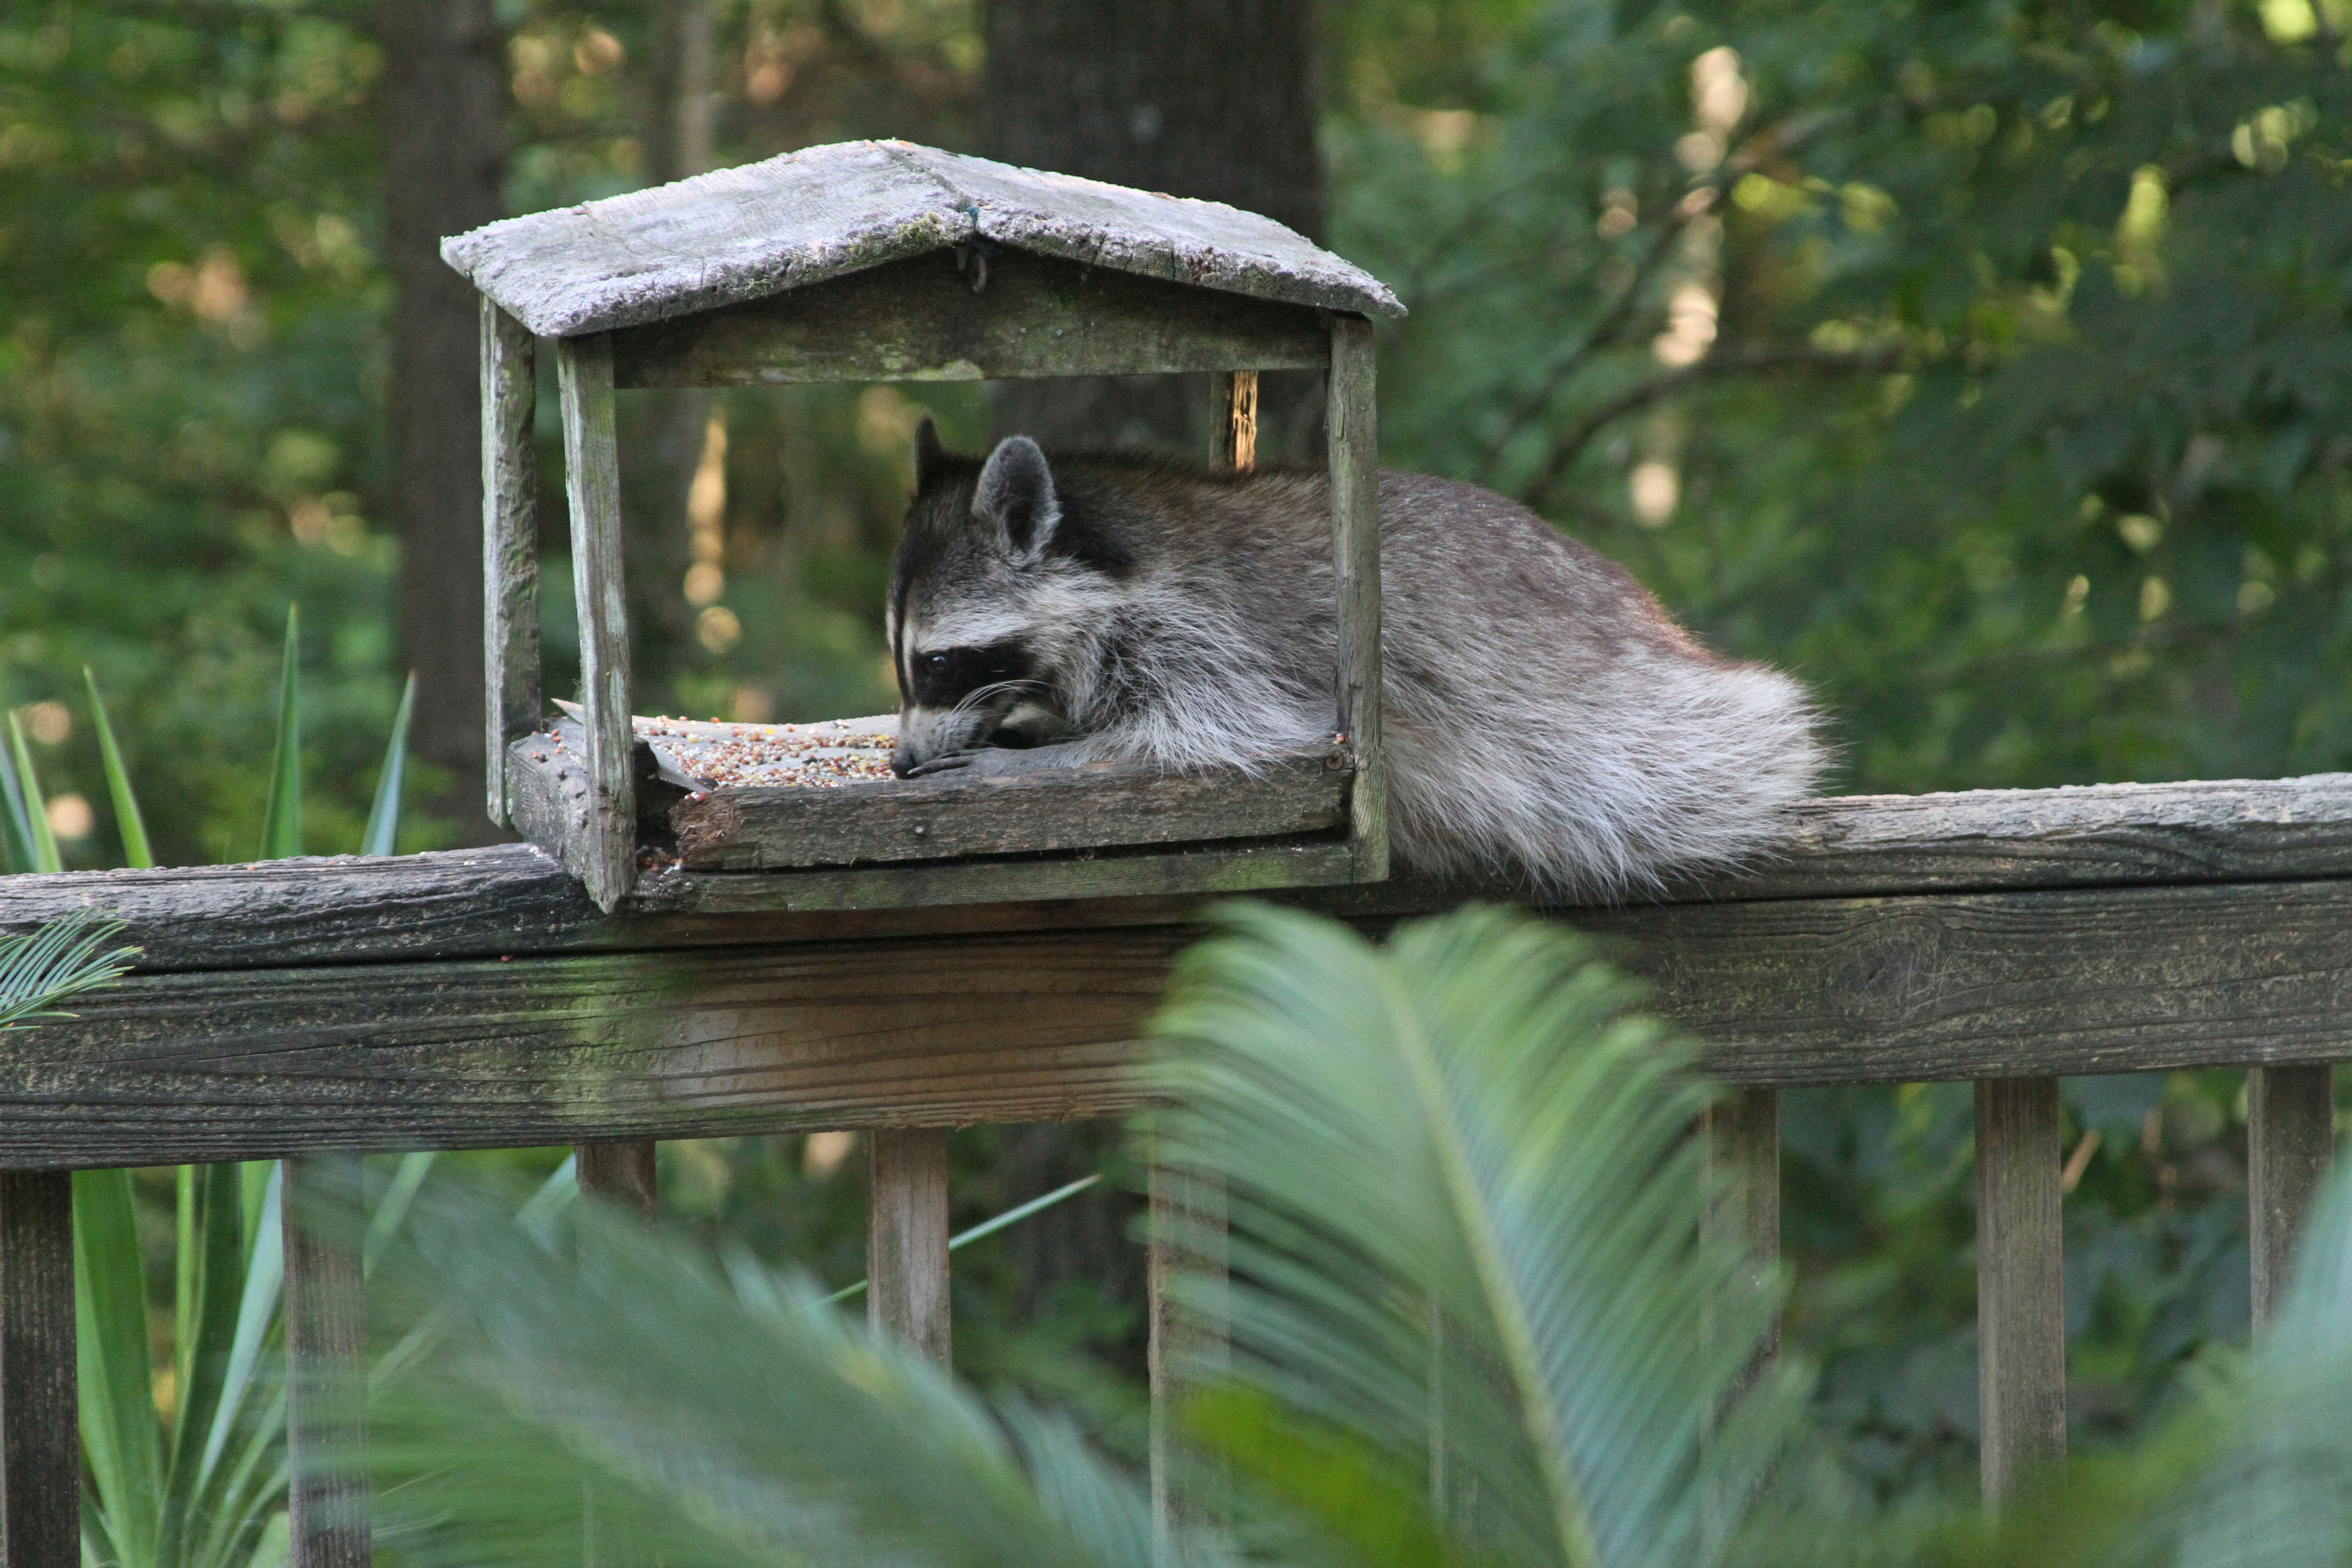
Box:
1702;1087;1781;1383
1149;1152;1228;1550
867;1129;951;1367
0;1171;75;1568
2248;1064;2335;1329
285;1155;372;1568
575;1140;658;1222
1975;1077;2065;1504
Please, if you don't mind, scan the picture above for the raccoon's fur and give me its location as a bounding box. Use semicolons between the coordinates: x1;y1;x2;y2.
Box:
887;423;1825;898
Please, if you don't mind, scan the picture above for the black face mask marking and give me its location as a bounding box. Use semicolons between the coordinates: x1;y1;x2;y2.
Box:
906;637;1035;710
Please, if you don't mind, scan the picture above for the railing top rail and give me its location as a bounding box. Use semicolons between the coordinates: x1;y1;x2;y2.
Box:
1;772;2346;975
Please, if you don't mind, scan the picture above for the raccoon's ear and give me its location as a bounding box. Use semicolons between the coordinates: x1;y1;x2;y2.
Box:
912;418;948;493
973;436;1061;563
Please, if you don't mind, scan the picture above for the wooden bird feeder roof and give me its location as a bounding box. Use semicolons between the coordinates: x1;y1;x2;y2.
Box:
441;139;1405;339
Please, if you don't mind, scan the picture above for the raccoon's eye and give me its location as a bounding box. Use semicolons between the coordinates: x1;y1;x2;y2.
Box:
924;653;950;674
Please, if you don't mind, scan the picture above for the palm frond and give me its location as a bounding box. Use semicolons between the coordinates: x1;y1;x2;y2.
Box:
7;712;61;872
0;912;136;1031
362;1179;1175;1568
85;667;154;869
360;672;415;858
1146;903;1804;1568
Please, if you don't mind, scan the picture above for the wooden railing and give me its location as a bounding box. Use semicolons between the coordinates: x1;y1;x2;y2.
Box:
0;770;2347;1563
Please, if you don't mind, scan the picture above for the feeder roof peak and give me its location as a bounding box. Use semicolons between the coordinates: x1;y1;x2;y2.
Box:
441;139;1404;339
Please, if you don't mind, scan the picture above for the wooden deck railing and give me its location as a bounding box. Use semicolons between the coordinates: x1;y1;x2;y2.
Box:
0;770;2347;1563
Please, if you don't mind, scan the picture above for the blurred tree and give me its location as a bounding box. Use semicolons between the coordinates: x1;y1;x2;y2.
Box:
381;0;507;833
980;0;1326;454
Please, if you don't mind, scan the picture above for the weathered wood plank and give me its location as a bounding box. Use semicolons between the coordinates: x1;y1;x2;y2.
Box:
1213;370;1258;471
1974;1078;2065;1504
1327;315;1387;883
6;877;2352;1164
867;1128;951;1367
667;745;1348;871
575;1141;658;1222
0;1171;74;1568
556;333;636;912
1604;878;2352;1086
285;1155;371;1568
479;299;540;829
611;248;1328;387
1701;774;2352;902
2249;1064;2335;1329
443;140;1401;341
7;775;2352;973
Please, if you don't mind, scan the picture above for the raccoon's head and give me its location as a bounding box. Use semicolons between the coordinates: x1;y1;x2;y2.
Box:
886;422;1132;776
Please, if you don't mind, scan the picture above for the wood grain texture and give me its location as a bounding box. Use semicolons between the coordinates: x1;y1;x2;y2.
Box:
1702;1088;1780;1381
479;298;540;829
611;248;1328;387
440;139;1402;339
556;334;635;911
0;1171;74;1568
1975;1078;2064;1503
668;745;1348;870
1700;773;2352;901
285;1156;371;1568
1593;878;2352;1086
867;1129;951;1367
6;875;2351;1165
2248;1064;2335;1329
1211;369;1258;471
576;1140;657;1222
1326;315;1387;882
8;774;2352;973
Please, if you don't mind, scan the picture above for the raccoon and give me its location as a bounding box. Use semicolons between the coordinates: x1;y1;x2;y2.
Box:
886;422;1825;898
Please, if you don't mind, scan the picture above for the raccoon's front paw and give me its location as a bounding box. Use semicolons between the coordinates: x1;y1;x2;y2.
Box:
903;742;1087;779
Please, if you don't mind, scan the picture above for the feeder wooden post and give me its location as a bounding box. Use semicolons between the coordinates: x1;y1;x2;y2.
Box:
2249;1064;2335;1328
576;1141;657;1222
1975;1077;2065;1504
1326;316;1387;881
480;299;541;828
284;1156;372;1568
556;333;635;911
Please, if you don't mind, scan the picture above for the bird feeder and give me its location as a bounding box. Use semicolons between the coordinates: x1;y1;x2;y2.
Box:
442;140;1403;913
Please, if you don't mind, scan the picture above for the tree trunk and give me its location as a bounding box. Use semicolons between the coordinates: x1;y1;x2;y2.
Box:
980;0;1327;456
381;0;508;839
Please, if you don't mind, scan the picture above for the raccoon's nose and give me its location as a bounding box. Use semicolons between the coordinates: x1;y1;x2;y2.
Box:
889;746;917;778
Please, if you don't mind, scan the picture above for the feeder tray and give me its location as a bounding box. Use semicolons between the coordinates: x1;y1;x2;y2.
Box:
445;139;1403;912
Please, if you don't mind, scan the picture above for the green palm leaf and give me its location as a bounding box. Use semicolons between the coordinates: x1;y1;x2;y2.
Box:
0;725;36;874
361;1179;1174;1568
1147;904;1804;1568
86;667;154;869
0;912;135;1031
258;606;300;861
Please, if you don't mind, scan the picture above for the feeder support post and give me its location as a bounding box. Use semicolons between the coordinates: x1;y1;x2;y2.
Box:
480;298;541;828
1326;316;1387;881
557;332;636;910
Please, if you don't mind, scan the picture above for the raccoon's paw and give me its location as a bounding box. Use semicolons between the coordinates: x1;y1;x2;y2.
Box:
903;742;1088;780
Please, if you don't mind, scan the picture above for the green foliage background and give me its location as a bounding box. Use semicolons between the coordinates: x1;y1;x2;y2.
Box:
5;0;2347;1509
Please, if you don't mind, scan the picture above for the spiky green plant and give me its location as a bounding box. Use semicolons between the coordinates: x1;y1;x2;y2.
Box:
353;903;2352;1568
85;666;154;870
0;912;135;1031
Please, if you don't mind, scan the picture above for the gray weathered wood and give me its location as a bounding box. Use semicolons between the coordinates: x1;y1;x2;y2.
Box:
576;1140;658;1222
610;249;1327;387
9;774;2351;973
1975;1078;2064;1504
284;1155;371;1568
1702;1088;1780;1383
665;744;1349;870
556;333;636;911
867;1128;951;1367
0;1171;74;1568
1700;773;2352;902
1148;1151;1227;1548
10;875;2352;1165
441;139;1403;340
2249;1064;2335;1329
1213;370;1259;471
479;298;540;828
1326;315;1387;882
